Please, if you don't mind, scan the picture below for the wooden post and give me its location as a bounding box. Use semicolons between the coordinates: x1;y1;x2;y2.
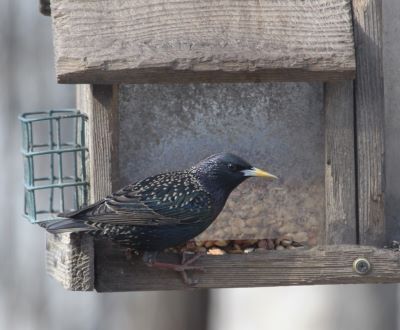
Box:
79;84;120;200
352;0;385;246
325;81;357;244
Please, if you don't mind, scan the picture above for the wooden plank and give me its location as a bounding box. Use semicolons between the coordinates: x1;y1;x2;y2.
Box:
324;81;357;244
352;0;385;246
46;233;94;291
84;84;120;200
383;0;400;242
95;243;400;291
51;0;355;84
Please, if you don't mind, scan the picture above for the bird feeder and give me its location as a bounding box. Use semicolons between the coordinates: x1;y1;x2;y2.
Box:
35;0;400;291
20;110;89;223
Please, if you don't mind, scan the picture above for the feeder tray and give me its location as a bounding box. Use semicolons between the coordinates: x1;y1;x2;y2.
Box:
19;110;89;223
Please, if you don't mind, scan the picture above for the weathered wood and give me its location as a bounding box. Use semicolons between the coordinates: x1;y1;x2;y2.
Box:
51;0;355;84
324;81;356;244
95;243;400;291
46;233;94;291
84;84;120;200
383;0;400;242
352;0;385;245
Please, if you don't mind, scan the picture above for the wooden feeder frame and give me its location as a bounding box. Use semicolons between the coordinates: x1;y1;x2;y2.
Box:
44;0;398;292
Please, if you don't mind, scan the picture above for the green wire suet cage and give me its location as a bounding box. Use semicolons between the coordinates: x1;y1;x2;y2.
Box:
19;110;89;223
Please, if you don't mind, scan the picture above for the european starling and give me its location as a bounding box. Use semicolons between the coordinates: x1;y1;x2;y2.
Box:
45;153;277;282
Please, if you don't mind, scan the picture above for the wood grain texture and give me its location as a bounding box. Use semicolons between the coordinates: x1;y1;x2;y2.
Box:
85;85;120;200
95;242;400;291
324;81;357;244
46;233;94;291
352;0;385;245
51;0;355;84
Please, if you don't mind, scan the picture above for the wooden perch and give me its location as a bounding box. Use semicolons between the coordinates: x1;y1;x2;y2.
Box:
51;0;355;83
95;243;400;291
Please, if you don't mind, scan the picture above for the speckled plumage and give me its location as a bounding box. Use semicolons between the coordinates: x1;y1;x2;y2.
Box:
45;153;275;251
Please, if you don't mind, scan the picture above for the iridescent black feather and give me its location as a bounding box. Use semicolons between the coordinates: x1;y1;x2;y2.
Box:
44;153;262;251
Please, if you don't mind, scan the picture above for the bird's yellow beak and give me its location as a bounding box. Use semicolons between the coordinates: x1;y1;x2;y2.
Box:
241;167;278;180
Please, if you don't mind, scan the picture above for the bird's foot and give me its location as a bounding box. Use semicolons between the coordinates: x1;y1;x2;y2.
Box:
143;251;206;286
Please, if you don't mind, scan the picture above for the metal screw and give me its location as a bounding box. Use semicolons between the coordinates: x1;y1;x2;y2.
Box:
353;258;371;275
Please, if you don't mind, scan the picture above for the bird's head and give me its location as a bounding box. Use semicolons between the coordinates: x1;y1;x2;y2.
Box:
192;153;277;195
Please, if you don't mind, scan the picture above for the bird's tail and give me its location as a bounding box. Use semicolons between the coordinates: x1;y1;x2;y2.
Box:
39;218;93;234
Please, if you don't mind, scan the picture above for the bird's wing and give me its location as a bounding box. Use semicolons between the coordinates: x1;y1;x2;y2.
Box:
64;173;213;226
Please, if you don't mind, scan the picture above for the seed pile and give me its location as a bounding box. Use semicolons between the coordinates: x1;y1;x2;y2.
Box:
195;183;321;247
164;237;304;255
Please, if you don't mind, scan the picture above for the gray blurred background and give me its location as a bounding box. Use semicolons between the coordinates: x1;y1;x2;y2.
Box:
1;1;400;329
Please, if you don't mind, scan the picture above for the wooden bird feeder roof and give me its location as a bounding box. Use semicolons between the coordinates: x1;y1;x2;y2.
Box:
51;0;355;84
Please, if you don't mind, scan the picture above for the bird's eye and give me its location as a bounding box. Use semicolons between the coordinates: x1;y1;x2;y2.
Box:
227;163;237;171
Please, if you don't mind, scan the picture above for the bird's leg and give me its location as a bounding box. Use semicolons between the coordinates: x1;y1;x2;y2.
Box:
143;251;206;285
180;251;207;285
181;251;205;267
143;251;205;271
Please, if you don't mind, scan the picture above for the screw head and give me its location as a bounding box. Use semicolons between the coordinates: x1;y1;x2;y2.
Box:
353;258;371;275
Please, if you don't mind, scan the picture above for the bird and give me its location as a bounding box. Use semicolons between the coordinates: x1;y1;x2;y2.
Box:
44;152;277;284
